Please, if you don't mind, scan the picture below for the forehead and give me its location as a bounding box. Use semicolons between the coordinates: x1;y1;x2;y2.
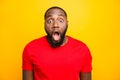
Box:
45;8;66;18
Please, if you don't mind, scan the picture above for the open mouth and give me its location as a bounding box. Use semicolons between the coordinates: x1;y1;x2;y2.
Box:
52;31;60;41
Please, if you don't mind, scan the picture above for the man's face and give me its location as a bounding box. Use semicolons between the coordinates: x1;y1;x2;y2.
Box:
45;8;68;47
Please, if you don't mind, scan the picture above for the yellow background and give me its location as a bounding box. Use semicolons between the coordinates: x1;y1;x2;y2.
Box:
0;0;120;80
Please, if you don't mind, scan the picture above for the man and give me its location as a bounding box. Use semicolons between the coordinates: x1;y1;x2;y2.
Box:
22;6;92;80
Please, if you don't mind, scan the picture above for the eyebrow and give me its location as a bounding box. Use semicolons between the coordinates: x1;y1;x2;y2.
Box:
46;15;52;18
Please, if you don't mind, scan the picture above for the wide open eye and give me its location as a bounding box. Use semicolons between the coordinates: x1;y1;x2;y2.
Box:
58;18;64;23
47;19;54;24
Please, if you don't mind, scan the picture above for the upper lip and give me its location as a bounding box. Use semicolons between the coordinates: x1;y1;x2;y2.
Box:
53;29;59;32
52;30;60;34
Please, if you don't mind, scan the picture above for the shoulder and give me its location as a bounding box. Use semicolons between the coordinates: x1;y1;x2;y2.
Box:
24;36;47;50
68;36;88;48
68;36;91;55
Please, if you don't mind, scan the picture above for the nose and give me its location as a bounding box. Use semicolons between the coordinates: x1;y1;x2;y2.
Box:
53;21;59;28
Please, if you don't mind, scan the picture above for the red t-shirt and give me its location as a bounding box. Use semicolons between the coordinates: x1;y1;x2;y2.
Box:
22;36;92;80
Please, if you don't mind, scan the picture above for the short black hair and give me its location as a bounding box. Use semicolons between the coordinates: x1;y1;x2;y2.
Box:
44;6;67;19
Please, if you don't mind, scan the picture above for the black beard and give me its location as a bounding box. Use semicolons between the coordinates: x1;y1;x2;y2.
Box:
46;27;67;48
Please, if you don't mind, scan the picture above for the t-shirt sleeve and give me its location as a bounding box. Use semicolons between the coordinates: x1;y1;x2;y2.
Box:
22;46;33;70
81;45;92;72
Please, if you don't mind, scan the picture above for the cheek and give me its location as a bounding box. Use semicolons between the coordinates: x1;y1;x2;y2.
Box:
60;23;67;31
59;21;68;28
45;25;52;34
45;23;53;29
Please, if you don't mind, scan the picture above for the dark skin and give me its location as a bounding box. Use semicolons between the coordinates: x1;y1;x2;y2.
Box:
23;70;33;80
23;8;91;80
45;8;68;47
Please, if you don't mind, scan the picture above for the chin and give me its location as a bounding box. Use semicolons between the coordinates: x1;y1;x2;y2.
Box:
47;35;64;48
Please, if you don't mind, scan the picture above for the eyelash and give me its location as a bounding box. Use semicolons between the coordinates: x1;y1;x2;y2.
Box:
59;19;64;23
47;19;54;24
47;18;64;24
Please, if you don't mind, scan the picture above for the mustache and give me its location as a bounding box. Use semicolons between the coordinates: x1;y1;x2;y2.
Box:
45;26;68;47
